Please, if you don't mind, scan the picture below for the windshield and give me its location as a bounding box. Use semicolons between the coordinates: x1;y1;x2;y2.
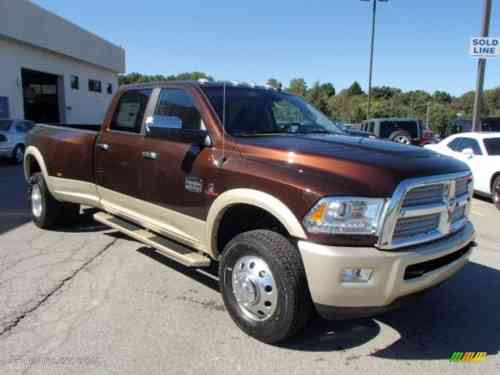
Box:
484;138;500;155
0;120;12;131
201;86;341;136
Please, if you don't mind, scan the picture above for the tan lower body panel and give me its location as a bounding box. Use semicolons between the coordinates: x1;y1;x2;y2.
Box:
49;177;101;207
45;176;209;255
97;186;209;254
94;212;210;267
298;222;475;308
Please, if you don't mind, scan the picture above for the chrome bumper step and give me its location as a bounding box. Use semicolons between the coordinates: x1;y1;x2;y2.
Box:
94;212;211;267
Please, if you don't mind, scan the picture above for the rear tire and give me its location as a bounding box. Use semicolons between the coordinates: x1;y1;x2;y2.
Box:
389;130;412;145
29;173;80;228
219;230;313;344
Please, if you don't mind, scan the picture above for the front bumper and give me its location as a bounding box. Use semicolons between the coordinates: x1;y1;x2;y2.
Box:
298;222;475;319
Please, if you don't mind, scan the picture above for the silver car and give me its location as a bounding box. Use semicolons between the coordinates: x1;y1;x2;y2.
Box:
0;119;35;164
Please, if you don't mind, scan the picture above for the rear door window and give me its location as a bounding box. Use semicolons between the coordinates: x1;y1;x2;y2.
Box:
110;89;152;133
460;138;482;155
447;138;464;152
484;138;500;155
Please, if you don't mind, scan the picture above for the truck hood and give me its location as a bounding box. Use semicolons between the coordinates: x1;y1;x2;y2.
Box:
235;134;470;197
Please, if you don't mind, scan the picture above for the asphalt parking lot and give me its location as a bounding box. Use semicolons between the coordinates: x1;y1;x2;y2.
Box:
0;162;499;375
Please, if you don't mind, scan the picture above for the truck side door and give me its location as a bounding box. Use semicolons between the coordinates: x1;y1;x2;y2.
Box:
95;88;153;208
139;87;216;247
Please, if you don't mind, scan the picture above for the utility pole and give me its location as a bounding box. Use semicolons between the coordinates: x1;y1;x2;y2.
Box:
367;0;377;119
426;102;431;128
362;0;388;119
472;0;493;132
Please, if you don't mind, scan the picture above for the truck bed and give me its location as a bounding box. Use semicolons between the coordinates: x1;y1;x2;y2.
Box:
27;123;99;183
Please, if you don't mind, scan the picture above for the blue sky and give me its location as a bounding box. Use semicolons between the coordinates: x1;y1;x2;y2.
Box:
33;0;500;95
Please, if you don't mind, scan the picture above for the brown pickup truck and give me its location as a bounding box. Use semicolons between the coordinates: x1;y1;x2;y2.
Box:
24;81;476;344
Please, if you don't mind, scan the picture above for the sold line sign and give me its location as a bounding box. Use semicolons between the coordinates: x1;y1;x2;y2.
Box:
470;37;500;58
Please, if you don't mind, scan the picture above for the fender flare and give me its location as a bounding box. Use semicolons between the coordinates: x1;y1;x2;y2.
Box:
24;146;55;193
206;188;308;256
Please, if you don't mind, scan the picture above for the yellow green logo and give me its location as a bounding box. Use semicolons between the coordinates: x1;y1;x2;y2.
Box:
449;352;487;362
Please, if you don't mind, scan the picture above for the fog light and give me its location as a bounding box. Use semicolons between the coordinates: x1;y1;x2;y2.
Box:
340;268;373;283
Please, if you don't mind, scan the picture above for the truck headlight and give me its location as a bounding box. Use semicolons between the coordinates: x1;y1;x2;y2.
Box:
303;197;385;235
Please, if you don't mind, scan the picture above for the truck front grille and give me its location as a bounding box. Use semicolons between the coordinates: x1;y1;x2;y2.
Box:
378;172;472;250
402;184;444;208
393;214;440;241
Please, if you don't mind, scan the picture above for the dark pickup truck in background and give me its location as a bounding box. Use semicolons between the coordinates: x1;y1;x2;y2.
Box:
24;81;475;343
361;118;435;146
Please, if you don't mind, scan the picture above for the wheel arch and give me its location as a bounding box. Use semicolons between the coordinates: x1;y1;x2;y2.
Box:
491;172;500;195
24;146;54;193
206;189;308;258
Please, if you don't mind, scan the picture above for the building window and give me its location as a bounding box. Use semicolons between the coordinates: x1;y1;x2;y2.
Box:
107;83;113;95
70;75;79;90
88;79;102;93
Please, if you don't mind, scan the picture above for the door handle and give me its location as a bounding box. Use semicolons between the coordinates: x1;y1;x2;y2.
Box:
97;143;110;151
142;151;159;160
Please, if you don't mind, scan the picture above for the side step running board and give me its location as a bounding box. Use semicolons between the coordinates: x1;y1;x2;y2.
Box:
94;212;211;267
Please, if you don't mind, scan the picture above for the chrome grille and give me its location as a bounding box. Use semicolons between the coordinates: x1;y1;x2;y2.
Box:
451;205;466;224
378;172;472;250
402;184;444;208
455;176;469;197
393;214;440;241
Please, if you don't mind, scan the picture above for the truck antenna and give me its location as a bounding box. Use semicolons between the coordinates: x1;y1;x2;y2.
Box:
220;81;227;167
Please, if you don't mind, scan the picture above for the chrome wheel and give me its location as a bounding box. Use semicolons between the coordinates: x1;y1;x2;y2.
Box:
231;255;278;321
394;135;411;144
31;184;43;218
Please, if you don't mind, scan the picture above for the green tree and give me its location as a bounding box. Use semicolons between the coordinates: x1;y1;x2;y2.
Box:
344;81;365;97
288;78;307;97
432;90;453;105
305;81;336;114
451;91;475;117
371;86;401;100
428;103;455;135
484;87;500;116
266;78;282;90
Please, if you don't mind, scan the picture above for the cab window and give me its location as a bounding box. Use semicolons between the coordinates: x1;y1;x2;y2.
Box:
110;89;152;133
155;89;203;130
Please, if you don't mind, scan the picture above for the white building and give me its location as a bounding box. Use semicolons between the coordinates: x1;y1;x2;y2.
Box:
0;0;125;124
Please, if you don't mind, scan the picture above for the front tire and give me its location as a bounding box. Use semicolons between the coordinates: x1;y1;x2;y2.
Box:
493;176;500;210
29;173;80;228
219;230;312;344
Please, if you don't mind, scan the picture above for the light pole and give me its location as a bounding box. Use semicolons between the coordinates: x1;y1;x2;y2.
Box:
362;0;388;119
426;102;432;128
472;0;493;132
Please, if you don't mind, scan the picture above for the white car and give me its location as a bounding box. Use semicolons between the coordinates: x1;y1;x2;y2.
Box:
0;119;35;164
425;132;500;208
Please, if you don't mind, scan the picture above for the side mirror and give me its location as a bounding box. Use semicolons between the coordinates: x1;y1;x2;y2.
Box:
462;148;474;158
145;116;211;146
